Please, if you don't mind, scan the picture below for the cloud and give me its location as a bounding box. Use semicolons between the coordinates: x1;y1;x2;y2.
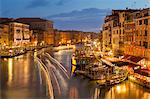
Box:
46;8;111;32
26;0;49;9
56;0;70;6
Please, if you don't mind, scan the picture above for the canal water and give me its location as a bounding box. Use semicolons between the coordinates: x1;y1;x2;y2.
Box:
0;48;150;99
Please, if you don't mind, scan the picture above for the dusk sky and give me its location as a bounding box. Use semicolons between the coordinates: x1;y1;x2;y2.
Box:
0;0;149;32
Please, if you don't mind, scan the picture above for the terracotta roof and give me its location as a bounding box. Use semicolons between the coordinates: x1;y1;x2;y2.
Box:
128;56;143;63
15;18;53;23
0;18;14;21
122;55;131;59
0;18;14;23
123;55;143;63
141;69;150;74
58;30;81;32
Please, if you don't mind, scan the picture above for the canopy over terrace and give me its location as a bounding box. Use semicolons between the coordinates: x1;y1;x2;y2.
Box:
104;55;144;67
136;69;150;77
122;55;143;63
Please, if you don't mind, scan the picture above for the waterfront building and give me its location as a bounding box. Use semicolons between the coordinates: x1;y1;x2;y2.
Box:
9;22;31;47
102;8;150;68
54;30;73;46
0;24;9;48
59;30;72;45
124;8;150;68
102;15;113;52
0;20;31;47
97;31;103;51
15;18;54;45
102;9;140;56
54;30;95;46
54;29;60;46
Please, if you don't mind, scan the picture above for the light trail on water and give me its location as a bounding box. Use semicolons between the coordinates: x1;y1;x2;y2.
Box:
45;53;70;79
36;57;54;99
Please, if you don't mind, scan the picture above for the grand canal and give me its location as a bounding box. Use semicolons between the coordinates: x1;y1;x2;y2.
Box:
0;47;150;99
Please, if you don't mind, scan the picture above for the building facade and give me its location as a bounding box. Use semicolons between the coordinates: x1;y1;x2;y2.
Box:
102;9;139;56
0;24;9;48
53;30;96;46
0;21;31;47
9;22;31;47
16;18;54;45
124;8;150;59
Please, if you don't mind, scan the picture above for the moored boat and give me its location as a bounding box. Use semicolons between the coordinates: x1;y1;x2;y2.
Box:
128;74;150;89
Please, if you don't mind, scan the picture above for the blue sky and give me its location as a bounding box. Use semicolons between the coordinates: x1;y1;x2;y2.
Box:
0;0;149;32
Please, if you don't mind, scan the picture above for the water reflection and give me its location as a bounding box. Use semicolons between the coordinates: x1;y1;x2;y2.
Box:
68;86;79;99
105;81;150;99
53;50;73;75
1;52;49;99
53;49;150;99
93;88;100;99
1;48;150;99
7;59;13;87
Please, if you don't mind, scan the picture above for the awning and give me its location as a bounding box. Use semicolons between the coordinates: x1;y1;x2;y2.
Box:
122;55;130;59
122;55;143;63
139;69;150;77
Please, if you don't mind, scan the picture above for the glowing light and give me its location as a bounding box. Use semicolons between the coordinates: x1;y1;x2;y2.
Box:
72;56;76;65
9;49;13;53
71;66;76;75
34;51;37;57
93;88;100;99
122;85;127;93
34;41;37;45
8;58;13;86
36;58;54;99
4;58;7;61
116;85;121;93
57;50;62;55
93;41;96;45
45;53;69;78
73;45;76;49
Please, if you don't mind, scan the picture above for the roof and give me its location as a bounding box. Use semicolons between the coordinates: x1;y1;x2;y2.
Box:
58;30;81;32
0;18;14;21
128;56;143;63
138;69;150;77
0;18;14;24
112;9;140;13
15;18;53;23
141;69;150;74
122;55;131;59
122;55;143;63
0;20;28;25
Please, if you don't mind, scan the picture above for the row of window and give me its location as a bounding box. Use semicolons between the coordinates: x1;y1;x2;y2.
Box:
16;38;30;40
10;24;29;29
113;29;125;35
138;19;149;25
139;41;149;49
138;30;149;36
16;29;29;33
126;30;149;36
